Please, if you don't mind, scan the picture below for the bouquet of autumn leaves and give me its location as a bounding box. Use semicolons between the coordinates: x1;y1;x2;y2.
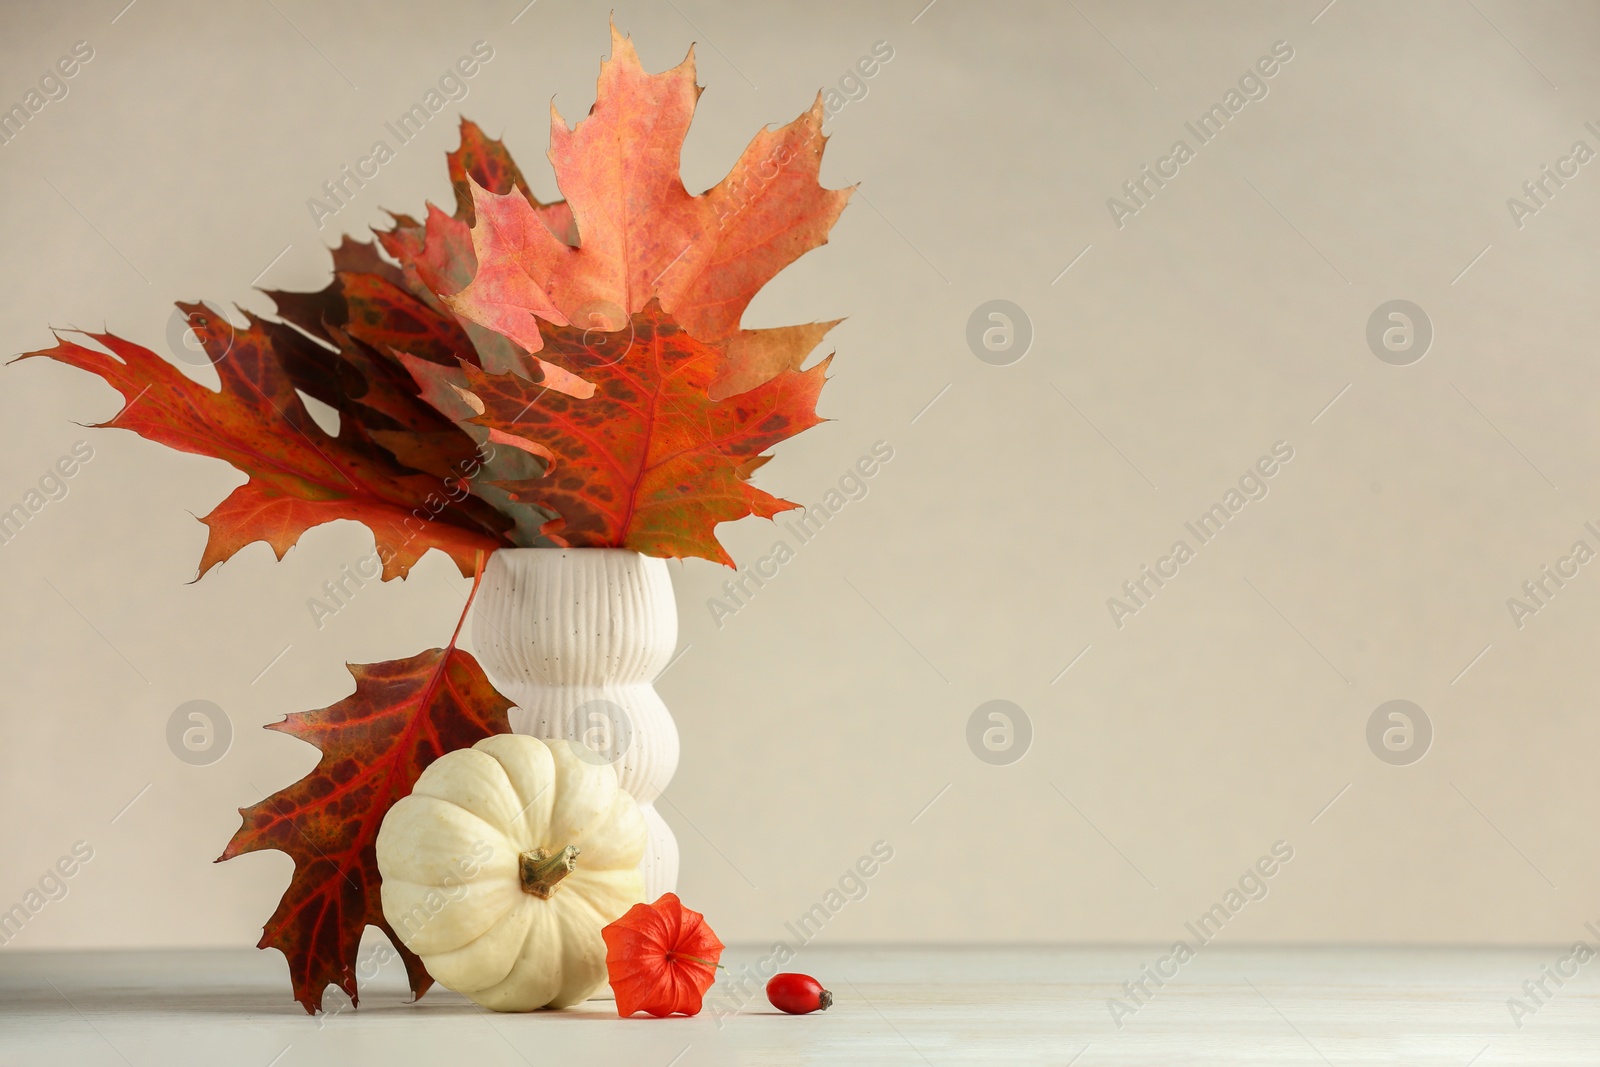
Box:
20;27;848;1013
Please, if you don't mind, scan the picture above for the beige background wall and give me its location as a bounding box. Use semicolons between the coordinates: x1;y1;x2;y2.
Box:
2;0;1599;956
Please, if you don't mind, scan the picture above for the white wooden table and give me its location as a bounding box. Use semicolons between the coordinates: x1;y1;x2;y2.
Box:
2;945;1594;1065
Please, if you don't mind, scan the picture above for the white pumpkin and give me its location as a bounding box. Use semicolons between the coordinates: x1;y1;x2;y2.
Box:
376;734;646;1010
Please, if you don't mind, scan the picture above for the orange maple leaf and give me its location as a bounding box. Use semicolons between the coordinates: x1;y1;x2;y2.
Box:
19;311;510;580
461;301;827;564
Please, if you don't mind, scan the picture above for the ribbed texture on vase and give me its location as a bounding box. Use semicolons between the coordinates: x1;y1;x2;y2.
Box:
473;548;681;897
474;548;677;685
504;689;678;804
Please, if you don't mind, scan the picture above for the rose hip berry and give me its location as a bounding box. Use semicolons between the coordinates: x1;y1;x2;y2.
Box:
766;972;832;1014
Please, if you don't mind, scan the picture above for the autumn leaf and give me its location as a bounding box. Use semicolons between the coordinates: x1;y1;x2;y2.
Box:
259;233;526;489
18;309;512;580
332;270;482;369
264;234;405;351
250;122;587;545
265;238;566;531
444;22;849;396
271;121;564;388
460;301;827;564
372;124;588;392
444;116;576;245
602;893;725;1018
217;575;514;1014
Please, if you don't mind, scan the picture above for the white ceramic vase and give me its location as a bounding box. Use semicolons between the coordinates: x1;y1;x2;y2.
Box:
471;548;680;901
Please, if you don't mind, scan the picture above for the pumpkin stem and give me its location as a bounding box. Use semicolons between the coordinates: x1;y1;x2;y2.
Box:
520;845;580;898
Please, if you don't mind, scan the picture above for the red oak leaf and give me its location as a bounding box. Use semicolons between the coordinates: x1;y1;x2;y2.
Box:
374;123;588;392
333;270;478;368
261;240;522;486
444;23;848;395
264;234;408;350
270;122;558;391
217;572;513;1014
251;123;582;546
18;310;511;580
602;893;725;1018
460;301;828;564
380;204;475;301
444;116;576;244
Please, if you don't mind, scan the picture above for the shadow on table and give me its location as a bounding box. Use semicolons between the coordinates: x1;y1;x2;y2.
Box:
0;984;718;1021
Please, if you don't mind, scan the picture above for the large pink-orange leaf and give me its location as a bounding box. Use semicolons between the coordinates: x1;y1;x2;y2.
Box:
376;122;586;390
445;116;577;244
444;23;849;393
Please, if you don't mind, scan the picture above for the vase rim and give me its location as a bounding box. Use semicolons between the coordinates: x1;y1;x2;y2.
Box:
492;546;654;557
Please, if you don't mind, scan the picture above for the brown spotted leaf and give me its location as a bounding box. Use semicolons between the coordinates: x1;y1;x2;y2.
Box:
335;270;477;368
217;607;512;1014
461;301;827;564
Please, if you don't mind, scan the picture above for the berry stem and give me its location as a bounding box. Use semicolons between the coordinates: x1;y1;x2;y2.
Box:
667;953;725;970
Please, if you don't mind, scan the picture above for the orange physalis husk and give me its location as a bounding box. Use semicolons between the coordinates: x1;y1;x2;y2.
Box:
601;892;726;1017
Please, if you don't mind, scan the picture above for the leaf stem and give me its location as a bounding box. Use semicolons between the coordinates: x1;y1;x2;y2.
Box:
448;549;487;650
